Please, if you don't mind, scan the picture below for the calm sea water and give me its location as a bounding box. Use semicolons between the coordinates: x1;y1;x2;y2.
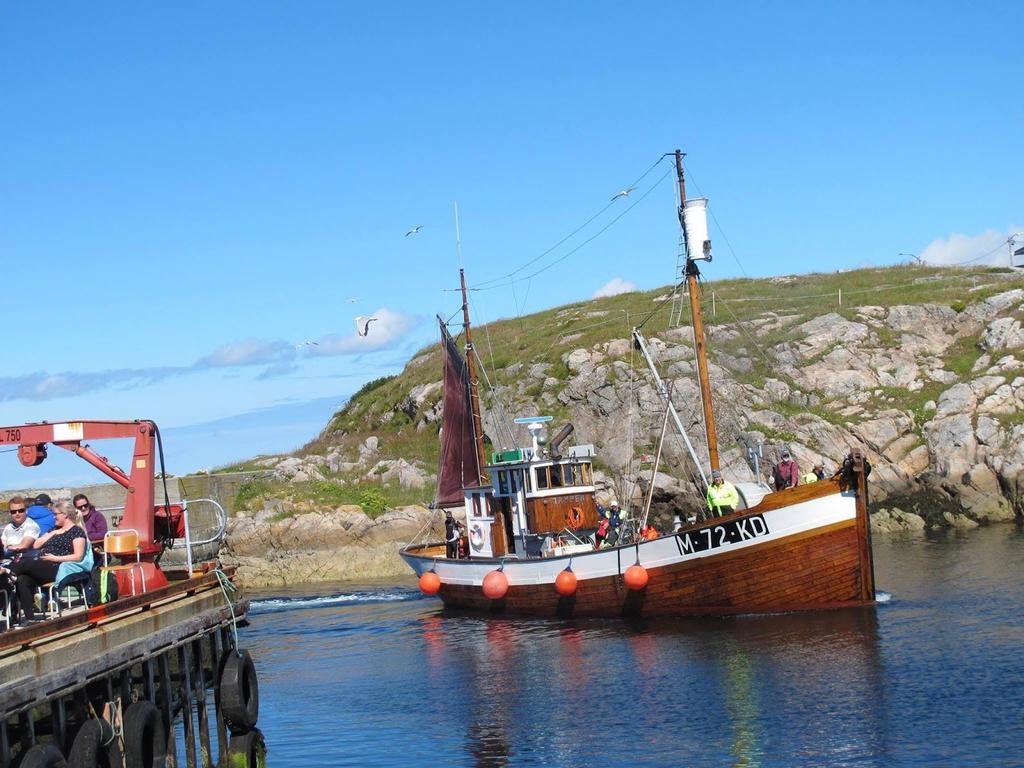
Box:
239;525;1024;767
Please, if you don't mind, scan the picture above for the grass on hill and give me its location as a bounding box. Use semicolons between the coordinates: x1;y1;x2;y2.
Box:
234;264;1024;512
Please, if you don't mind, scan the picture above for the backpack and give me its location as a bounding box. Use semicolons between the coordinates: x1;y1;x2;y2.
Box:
89;568;119;604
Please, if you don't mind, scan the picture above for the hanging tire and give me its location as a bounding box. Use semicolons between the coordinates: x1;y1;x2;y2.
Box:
227;729;266;768
68;719;123;768
220;649;259;734
19;744;66;768
122;701;167;768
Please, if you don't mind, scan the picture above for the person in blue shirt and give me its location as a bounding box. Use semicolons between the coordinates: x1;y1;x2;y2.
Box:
26;493;56;535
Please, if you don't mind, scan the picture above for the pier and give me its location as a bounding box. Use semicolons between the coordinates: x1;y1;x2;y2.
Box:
0;571;262;768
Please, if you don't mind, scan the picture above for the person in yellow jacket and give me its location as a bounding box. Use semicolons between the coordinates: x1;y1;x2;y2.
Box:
706;470;739;517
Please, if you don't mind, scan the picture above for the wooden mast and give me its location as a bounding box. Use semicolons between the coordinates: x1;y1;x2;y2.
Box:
460;268;489;484
675;149;720;472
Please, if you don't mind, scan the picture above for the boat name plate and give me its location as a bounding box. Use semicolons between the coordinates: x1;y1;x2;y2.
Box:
677;514;770;554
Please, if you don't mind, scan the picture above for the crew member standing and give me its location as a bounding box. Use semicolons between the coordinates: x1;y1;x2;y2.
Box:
772;449;801;490
706;470;739;517
444;510;460;559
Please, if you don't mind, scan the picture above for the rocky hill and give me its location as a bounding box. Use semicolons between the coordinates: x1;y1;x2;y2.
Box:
229;264;1024;571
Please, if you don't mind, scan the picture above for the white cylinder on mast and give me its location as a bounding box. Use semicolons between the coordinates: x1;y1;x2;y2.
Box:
683;197;711;260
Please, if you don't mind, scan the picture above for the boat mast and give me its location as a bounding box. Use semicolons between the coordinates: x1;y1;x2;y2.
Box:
460;268;489;484
675;149;720;472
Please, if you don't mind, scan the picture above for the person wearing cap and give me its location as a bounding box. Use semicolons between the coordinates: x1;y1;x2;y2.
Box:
706;470;739;517
26;493;56;535
813;463;826;481
772;449;801;490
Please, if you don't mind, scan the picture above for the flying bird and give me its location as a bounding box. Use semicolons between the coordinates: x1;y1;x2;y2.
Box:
355;316;378;337
405;225;423;237
295;340;319;349
611;186;637;202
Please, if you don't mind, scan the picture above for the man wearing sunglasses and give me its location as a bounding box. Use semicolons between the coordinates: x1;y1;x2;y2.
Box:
2;496;40;559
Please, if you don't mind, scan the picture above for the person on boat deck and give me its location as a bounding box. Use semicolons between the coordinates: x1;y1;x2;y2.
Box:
2;496;40;559
605;503;622;547
802;463;826;484
772;449;801;490
26;493;56;535
73;493;107;547
444;510;462;559
595;507;611;548
706;470;739;517
11;500;90;624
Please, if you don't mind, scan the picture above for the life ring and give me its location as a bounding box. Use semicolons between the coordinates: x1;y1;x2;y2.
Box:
68;718;123;768
122;701;167;768
469;524;485;550
20;744;66;768
228;729;267;768
566;506;583;529
220;649;260;734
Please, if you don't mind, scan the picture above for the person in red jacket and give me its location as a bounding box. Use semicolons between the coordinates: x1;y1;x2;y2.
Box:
772;448;801;489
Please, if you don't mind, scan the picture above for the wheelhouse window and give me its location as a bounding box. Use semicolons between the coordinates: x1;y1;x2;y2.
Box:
498;471;510;495
581;463;593;485
535;466;549;490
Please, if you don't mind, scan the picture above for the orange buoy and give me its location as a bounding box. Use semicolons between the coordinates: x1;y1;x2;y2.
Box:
482;569;509;599
554;568;578;596
419;571;441;595
623;564;649;590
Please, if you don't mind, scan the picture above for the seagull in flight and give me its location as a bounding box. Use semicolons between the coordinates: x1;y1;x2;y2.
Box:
355;316;378;337
295;340;319;349
405;225;423;237
611;186;637;202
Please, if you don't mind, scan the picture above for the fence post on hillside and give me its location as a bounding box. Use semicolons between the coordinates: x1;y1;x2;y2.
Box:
712;291;716;317
838;288;842;307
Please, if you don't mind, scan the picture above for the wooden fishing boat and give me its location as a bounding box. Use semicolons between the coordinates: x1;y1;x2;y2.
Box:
400;150;875;618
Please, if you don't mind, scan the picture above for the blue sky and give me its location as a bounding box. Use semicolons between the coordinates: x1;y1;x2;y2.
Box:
1;2;1021;485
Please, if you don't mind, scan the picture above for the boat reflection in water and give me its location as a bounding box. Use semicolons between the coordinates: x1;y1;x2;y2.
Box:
427;606;883;767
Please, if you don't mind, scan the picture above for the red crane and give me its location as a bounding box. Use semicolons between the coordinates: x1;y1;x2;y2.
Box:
1;419;170;591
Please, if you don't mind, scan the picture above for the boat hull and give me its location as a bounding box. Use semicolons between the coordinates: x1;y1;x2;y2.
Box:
401;480;875;618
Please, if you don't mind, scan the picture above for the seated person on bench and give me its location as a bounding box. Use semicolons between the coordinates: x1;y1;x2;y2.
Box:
12;500;89;623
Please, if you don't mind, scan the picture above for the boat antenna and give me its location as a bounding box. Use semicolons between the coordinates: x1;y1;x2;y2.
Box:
461;268;489;485
675;148;720;472
454;201;464;268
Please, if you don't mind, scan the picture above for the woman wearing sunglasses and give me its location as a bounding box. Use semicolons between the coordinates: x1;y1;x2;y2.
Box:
11;499;91;624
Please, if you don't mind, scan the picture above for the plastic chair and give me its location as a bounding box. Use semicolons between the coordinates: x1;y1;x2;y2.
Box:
44;571;92;618
102;529;146;596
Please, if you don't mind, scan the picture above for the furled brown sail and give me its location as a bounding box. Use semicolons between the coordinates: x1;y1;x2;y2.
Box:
435;318;479;506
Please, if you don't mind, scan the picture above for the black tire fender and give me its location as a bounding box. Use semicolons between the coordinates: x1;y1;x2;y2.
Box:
19;744;66;768
122;701;167;768
227;729;266;768
220;649;259;734
68;719;123;768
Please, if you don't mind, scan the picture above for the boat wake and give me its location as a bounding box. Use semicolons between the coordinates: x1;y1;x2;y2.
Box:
250;589;420;615
876;591;892;603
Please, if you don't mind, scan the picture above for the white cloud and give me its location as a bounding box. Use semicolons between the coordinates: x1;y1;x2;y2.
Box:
0;309;420;404
195;338;295;368
592;278;638;298
918;227;1023;267
314;307;417;355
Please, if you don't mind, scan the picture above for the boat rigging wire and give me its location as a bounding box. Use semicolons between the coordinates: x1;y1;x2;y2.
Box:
473;155;671;290
468;292;518;448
